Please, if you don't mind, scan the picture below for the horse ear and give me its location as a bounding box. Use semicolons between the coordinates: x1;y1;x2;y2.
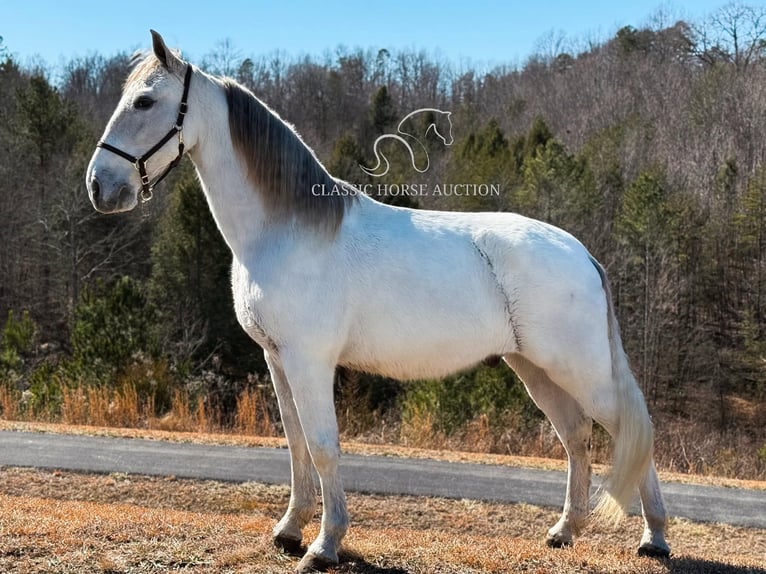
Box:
150;30;184;73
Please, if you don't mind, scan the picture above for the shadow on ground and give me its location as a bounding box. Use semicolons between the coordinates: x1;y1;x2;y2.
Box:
336;549;409;574
331;553;766;574
667;557;766;574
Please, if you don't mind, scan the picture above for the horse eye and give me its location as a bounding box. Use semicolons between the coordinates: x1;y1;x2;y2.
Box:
134;96;155;110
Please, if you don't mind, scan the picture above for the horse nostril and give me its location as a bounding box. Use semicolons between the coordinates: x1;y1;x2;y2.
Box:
91;177;101;201
117;184;133;206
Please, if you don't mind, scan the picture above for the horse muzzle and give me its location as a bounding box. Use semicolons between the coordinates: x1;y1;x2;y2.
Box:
87;170;138;214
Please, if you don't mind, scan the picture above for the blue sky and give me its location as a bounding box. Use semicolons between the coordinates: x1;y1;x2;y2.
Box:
3;0;733;73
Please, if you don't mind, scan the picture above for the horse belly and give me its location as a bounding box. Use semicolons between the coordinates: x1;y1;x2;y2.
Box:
339;291;513;381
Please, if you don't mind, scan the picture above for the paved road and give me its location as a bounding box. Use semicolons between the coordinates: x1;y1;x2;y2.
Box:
0;430;763;528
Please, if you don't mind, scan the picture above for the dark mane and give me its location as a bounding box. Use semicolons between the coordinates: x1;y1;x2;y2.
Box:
223;79;354;231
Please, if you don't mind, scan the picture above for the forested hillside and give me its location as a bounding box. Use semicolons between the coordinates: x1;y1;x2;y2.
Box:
1;4;765;478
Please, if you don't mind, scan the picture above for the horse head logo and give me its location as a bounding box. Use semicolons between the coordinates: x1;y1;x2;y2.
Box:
361;108;453;178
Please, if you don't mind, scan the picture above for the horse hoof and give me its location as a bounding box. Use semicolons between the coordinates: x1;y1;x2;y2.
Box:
274;534;303;556
545;534;573;549
296;552;337;573
637;543;670;559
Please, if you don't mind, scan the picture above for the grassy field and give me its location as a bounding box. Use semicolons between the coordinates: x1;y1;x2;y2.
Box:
0;424;765;573
0;467;764;573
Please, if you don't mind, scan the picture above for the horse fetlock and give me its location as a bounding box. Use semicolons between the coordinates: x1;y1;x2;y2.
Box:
326;506;349;545
288;497;318;528
273;510;311;553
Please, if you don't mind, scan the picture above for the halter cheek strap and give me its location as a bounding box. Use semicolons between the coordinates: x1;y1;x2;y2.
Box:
97;64;193;202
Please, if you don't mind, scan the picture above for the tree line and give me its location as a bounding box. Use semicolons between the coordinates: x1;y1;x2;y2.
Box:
1;4;765;476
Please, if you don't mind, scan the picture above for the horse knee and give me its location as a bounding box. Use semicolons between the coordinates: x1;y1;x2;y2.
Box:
307;440;340;474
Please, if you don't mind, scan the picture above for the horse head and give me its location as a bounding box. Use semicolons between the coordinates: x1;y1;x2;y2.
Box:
86;31;196;213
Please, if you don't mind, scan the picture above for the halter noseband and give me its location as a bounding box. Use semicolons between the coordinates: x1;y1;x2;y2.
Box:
97;64;193;202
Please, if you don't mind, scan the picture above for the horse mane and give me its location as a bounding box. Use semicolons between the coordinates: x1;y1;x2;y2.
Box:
222;78;354;232
125;51;166;87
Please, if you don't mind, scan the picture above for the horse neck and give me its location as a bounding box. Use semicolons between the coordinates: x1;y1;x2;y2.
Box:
186;74;270;257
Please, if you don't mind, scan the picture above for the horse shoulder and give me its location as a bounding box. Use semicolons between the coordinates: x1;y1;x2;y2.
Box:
232;236;353;354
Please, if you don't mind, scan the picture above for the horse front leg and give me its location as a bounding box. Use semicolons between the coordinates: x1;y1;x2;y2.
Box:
280;351;348;573
265;351;318;553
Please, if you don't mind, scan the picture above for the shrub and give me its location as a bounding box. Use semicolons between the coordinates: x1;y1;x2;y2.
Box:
26;362;61;419
757;443;766;473
115;354;176;415
335;369;401;437
52;278;183;424
71;276;159;372
0;309;37;372
400;363;542;447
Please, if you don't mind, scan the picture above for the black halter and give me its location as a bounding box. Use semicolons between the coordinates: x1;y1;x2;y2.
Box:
97;64;193;202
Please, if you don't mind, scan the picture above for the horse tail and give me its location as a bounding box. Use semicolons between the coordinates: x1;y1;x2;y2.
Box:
589;256;653;524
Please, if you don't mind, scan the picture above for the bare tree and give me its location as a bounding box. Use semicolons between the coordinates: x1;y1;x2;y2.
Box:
203;38;244;77
532;29;571;65
693;2;766;69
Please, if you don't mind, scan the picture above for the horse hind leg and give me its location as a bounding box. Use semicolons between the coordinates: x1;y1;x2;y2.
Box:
520;345;670;558
638;461;670;557
504;353;592;547
588;395;669;558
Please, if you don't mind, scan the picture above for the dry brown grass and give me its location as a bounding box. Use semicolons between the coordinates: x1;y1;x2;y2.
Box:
0;467;763;574
3;382;280;441
60;384;87;424
113;383;141;427
149;389;196;432
235;386;276;437
86;385;111;426
60;384;152;428
0;385;20;420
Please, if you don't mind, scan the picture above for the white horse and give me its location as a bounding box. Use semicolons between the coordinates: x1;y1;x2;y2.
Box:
86;31;670;573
